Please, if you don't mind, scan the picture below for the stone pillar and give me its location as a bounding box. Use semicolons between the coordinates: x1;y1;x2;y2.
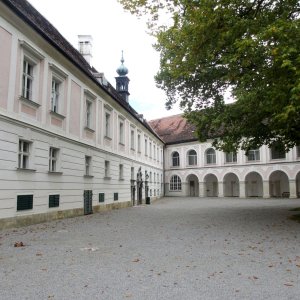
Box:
218;181;224;197
263;180;270;198
239;181;246;198
289;179;297;199
199;182;205;197
182;182;188;196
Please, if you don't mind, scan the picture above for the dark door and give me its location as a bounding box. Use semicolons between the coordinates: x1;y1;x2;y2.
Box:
84;190;93;215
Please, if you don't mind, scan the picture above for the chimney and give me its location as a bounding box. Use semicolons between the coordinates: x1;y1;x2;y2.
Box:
78;35;93;66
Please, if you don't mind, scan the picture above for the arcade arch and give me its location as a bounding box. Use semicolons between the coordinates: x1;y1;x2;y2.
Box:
223;173;240;197
204;174;218;197
186;174;199;197
269;170;289;197
245;172;263;197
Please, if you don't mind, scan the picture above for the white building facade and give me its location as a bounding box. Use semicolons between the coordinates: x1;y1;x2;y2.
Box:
163;141;300;198
0;0;299;229
0;0;164;228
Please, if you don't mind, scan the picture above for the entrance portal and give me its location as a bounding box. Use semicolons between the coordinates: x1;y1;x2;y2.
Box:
186;174;199;197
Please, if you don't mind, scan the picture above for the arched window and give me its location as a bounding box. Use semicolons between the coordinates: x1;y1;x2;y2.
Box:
187;149;197;165
206;148;216;164
172;151;180;166
170;175;182;191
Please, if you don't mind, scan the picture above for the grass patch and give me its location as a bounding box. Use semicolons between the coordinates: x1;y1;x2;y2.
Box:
289;214;300;223
289;207;300;211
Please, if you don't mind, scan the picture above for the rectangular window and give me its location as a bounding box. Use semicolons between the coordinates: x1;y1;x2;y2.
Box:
154;173;156;183
131;129;135;150
149;142;152;158
105;160;110;177
119;164;124;180
49;194;60;208
49;147;58;172
99;193;105;203
105;113;111;137
17;195;33;211
225;152;237;163
131;167;134;180
137;134;141;152
119;121;124;144
271;143;286;160
153;145;156;160
247;149;260;161
85;156;92;176
297;146;300;157
51;79;60;113
86;100;92;128
114;193;118;201
18;140;30;169
22;60;33;100
145;139;148;156
150;172;152;183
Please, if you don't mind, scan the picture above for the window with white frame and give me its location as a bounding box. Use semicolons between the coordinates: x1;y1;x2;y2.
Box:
149;142;152;158
85;100;93;128
170;175;182;191
153;145;156;160
247;149;260;161
187;149;197;165
51;79;60;113
85;156;92;176
119;121;124;144
105;112;111;138
137;134;141;152
104;160;110;177
131;167;134;180
145;139;148;156
225;152;237;163
154;173;156;183
49;147;59;172
18;140;30;169
20;41;44;103
130;129;135;150
150;172;152;183
206;148;216;164
172;151;180;167
157;147;159;162
22;60;34;100
270;142;286;160
297;146;300;157
119;164;124;180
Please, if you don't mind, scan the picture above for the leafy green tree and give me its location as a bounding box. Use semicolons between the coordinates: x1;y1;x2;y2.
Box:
119;0;300;152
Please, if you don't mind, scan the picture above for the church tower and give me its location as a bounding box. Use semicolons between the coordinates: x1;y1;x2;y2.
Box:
115;51;130;103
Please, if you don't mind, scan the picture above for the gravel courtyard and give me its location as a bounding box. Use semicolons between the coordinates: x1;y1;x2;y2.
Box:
1;197;300;300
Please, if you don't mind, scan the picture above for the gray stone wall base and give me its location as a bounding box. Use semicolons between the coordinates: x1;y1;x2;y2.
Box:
0;201;132;230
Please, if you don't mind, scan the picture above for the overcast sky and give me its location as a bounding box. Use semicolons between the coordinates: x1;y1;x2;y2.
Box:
27;0;181;121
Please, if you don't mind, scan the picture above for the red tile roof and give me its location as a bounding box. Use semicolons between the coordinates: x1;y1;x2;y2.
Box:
149;114;197;144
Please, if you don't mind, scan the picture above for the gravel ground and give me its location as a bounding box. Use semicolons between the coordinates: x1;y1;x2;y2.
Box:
0;197;300;300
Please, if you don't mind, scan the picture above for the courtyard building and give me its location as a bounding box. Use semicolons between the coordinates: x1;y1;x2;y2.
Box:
0;0;299;229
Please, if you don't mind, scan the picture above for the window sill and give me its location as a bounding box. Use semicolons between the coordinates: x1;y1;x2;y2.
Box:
104;176;111;180
119;142;125;146
50;110;65;120
104;135;112;141
84;175;94;178
270;158;286;161
119;178;125;181
224;162;237;164
137;151;141;154
130;148;135;151
17;168;36;172
84;126;95;133
19;96;40;108
48;171;63;175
